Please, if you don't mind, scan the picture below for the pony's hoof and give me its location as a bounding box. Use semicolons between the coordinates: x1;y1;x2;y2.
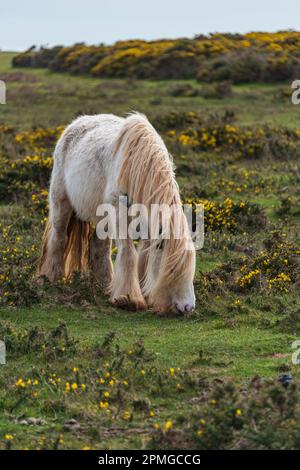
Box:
111;295;147;311
129;297;147;311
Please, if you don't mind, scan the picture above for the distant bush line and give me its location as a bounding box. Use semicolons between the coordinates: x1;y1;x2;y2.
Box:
11;31;300;83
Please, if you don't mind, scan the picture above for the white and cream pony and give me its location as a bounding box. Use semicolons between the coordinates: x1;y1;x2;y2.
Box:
38;113;196;314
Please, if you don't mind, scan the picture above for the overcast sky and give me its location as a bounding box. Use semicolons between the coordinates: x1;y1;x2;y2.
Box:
1;0;300;51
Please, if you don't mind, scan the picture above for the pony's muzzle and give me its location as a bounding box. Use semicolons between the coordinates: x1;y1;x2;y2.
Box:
175;303;195;314
184;304;194;313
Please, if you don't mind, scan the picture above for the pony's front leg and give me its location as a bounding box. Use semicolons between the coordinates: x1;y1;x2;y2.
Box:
110;238;147;311
89;231;113;291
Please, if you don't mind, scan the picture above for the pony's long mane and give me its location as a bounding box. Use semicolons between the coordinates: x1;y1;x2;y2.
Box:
114;113;194;298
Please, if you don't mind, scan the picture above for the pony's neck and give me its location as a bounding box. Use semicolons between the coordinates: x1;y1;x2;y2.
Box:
115;113;178;210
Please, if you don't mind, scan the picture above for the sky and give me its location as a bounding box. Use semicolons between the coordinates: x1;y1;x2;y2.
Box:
1;0;300;51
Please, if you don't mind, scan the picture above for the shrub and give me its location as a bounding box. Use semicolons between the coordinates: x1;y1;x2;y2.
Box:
204;232;300;294
0;320;77;359
168;123;300;159
11;32;300;82
150;378;300;450
200;81;233;99
197;51;266;83
168;84;200;97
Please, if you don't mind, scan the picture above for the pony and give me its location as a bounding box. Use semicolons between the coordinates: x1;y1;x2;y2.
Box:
37;113;196;314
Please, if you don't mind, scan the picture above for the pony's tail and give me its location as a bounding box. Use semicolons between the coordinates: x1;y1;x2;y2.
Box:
37;218;52;276
63;213;92;278
37;212;92;279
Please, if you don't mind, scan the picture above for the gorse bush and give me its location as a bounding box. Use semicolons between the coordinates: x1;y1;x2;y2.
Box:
203;232;300;295
150;378;300;450
186;197;267;232
200;81;233;99
168;123;300;159
168;83;200;98
0;320;77;359
197;50;300;83
0;127;61;201
12;31;300;82
168;82;233;99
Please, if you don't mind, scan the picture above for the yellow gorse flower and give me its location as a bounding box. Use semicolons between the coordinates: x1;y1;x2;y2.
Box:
164;420;173;432
99;401;109;409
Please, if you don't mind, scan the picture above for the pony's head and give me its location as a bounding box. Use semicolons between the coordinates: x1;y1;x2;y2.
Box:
139;210;196;314
148;246;196;314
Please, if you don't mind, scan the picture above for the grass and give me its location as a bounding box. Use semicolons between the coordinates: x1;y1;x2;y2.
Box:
0;302;298;449
1;51;300;129
1;51;300;449
0;306;295;377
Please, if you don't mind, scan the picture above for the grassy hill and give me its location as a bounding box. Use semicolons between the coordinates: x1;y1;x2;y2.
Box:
2;51;300;129
0;52;300;449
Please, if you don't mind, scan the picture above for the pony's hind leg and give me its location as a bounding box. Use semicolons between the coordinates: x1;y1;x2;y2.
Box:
89;232;113;290
110;238;147;311
38;189;72;282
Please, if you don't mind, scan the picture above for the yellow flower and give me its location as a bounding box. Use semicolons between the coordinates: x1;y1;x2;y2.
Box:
15;379;26;388
123;411;131;420
4;434;14;440
99;401;109;409
71;382;78;391
149;410;155;417
164;420;173;432
103;391;110;398
235;409;242;416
